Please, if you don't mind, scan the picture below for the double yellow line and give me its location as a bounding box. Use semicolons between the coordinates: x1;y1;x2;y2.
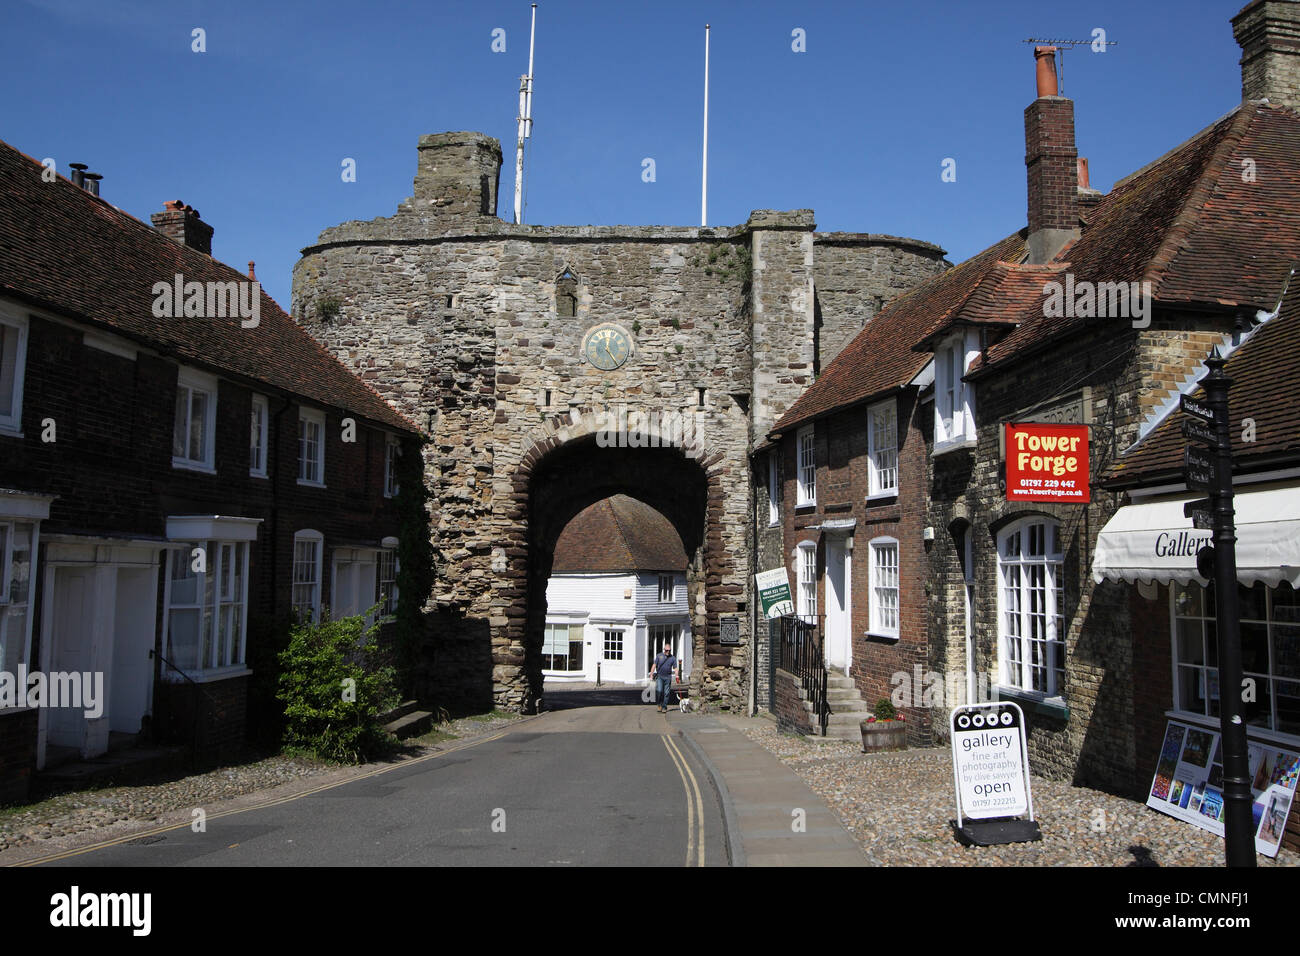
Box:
662;734;704;867
12;732;507;867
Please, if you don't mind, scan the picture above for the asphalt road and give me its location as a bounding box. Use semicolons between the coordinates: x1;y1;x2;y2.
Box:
38;689;727;867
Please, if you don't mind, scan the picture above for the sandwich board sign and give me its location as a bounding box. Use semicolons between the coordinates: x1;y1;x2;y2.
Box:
950;701;1042;846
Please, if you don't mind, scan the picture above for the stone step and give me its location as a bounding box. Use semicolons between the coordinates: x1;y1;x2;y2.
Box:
826;676;856;690
379;699;422;724
383;709;435;740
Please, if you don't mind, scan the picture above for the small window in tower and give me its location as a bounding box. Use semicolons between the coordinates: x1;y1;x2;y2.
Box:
556;269;578;317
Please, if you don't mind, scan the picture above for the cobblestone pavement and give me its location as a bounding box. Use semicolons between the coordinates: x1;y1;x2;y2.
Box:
743;724;1299;867
0;712;522;856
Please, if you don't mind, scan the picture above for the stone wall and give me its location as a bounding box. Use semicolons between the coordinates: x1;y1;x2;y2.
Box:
293;132;946;714
924;306;1237;792
813;234;949;367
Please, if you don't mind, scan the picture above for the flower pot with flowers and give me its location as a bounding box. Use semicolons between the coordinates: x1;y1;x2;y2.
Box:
860;699;907;753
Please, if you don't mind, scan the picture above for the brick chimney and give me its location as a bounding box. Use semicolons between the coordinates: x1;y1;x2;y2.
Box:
151;200;213;255
1233;0;1300;109
1024;47;1079;264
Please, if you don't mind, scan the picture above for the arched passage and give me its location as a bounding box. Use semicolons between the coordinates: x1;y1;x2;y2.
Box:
507;417;731;713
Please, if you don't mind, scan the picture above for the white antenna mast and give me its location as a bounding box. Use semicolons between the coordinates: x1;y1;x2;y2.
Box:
701;23;710;227
513;3;538;225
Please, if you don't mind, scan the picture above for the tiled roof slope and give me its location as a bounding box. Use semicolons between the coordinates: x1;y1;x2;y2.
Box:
1102;280;1300;486
552;495;688;573
971;103;1300;377
773;232;1025;432
0;139;419;434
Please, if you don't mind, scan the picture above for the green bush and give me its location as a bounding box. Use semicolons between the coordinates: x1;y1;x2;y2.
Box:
873;698;898;721
277;610;400;762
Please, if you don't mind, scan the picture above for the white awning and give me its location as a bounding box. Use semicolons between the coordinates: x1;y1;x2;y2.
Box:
1093;486;1300;588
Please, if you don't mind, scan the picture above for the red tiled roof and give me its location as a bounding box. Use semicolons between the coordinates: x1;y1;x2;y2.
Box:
552;495;687;573
970;103;1300;377
0;139;420;434
773;232;1025;433
1102;278;1300;486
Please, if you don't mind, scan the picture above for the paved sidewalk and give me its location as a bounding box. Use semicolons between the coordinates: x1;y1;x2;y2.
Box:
675;713;866;866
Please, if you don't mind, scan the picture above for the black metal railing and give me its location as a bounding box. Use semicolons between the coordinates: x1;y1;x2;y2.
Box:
152;649;224;768
775;614;829;736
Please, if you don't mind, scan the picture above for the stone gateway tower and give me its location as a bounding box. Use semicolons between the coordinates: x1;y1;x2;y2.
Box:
292;132;947;714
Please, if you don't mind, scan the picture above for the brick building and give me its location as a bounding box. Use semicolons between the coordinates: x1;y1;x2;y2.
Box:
0;139;422;803
915;0;1300;800
756;0;1300;829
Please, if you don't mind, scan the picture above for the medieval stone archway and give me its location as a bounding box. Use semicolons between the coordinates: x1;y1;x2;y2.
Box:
505;407;732;711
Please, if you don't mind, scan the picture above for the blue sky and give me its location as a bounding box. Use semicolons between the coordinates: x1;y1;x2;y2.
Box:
5;0;1246;305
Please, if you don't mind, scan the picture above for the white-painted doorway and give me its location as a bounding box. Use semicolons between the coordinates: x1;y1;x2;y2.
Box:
824;536;852;672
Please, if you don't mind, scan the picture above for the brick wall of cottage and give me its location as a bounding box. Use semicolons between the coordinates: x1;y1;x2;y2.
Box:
772;667;815;735
0;311;414;773
778;388;934;745
0;710;38;805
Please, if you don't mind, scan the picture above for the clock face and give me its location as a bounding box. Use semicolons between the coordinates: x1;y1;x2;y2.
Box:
583;324;632;370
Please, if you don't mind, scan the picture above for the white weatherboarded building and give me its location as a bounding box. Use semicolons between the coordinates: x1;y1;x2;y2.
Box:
544;495;690;686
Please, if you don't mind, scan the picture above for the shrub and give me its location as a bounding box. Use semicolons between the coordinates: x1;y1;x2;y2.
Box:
873;698;898;721
277;611;400;763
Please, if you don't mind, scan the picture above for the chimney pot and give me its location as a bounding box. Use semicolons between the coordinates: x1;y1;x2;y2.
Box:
82;172;102;197
68;162;87;189
248;261;257;280
1035;46;1059;97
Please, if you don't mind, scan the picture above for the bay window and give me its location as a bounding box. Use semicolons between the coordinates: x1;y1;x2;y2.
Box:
1173;581;1300;738
544;621;585;672
0;520;36;674
165;539;249;674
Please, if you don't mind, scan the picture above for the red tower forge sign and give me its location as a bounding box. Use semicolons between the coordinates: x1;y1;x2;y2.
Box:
1004;423;1090;503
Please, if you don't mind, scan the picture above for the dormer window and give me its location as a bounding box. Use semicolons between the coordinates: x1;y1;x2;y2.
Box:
555;269;578;317
933;329;978;455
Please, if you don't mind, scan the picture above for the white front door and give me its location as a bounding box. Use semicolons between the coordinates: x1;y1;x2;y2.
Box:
46;567;97;753
824;537;851;672
110;568;156;735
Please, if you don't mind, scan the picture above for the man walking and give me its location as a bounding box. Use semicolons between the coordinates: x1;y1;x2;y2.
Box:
650;643;677;713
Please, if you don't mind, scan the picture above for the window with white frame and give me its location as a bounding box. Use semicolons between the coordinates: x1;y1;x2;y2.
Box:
249;394;268;477
867;399;898;497
797;542;818;622
377;545;399;617
292;531;323;624
298;407;325;485
384;435;400;498
767;452;779;525
869;537;900;638
331;547;379;621
0;521;35;674
797;426;816;506
603;629;624;661
658;574;675;603
165;540;249;674
173;367;218;471
648;622;681;675
997;518;1065;696
543;621;585;672
1173;581;1300;738
0;310;28;434
934;330;977;452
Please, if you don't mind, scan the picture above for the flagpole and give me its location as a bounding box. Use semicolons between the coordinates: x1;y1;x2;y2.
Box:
513;4;537;225
701;23;709;227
